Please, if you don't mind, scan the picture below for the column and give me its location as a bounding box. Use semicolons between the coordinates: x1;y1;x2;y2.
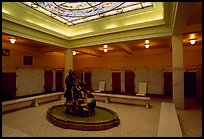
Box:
64;48;73;89
172;35;185;109
121;70;125;93
82;71;85;83
52;69;56;92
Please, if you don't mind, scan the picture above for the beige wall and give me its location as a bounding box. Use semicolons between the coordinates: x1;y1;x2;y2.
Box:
2;42;201;73
2;41;202;96
2;42;65;96
183;45;202;68
73;45;202;95
2;42;64;72
73;46;202;71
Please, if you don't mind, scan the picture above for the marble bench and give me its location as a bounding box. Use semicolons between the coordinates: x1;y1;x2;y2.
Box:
92;93;150;108
2;92;64;113
157;102;183;137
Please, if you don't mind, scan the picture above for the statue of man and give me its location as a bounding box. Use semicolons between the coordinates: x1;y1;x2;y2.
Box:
64;69;75;102
64;69;96;116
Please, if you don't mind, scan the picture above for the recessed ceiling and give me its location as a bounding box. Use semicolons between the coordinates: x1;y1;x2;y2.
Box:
2;2;202;56
21;2;153;26
2;2;163;38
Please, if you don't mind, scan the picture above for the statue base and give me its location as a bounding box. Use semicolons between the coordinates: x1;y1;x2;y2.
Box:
47;104;120;131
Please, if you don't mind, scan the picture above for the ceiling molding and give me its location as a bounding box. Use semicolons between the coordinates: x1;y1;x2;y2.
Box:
68;24;172;48
70;19;166;40
74;48;101;57
2;18;69;48
2;16;171;49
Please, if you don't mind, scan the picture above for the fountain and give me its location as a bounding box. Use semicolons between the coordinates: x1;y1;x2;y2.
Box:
46;69;120;130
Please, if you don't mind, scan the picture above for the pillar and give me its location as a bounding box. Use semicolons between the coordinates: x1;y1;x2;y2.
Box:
172;35;185;109
82;71;85;83
64;48;73;89
121;70;125;93
52;69;56;92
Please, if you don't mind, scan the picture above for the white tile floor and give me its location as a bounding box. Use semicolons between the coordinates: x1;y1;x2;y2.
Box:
2;97;202;137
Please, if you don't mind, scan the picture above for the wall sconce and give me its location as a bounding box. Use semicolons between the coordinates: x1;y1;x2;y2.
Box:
144;43;150;49
73;50;77;55
189;39;196;45
9;38;16;44
104;45;108;52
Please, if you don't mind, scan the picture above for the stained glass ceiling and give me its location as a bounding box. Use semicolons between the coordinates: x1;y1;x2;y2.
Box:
21;2;153;26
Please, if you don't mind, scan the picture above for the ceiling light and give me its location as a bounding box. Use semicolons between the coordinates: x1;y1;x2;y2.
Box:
103;45;108;52
145;40;149;44
104;48;108;53
189;39;196;45
144;43;150;49
9;38;16;44
73;50;76;55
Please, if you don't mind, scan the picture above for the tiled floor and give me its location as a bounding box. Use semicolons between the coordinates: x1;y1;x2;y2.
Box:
2;96;202;137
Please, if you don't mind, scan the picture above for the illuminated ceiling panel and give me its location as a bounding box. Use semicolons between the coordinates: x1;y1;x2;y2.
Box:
21;2;153;26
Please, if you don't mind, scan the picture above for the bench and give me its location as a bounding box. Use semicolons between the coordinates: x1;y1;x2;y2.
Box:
92;93;150;108
157;102;183;137
2;92;64;113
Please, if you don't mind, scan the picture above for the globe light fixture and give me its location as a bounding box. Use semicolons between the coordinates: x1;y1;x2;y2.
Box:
144;43;150;49
73;50;77;55
9;38;16;44
189;39;196;45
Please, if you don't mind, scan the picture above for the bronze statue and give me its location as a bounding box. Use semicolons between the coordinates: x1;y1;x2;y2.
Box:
64;69;96;117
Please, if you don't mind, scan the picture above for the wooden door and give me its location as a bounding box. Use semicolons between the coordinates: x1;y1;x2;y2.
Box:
164;72;172;96
44;70;53;93
184;72;197;96
56;70;63;92
2;73;16;101
84;72;91;90
112;72;121;93
125;71;135;93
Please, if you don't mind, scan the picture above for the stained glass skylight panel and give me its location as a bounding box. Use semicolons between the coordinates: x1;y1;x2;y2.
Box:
21;2;153;26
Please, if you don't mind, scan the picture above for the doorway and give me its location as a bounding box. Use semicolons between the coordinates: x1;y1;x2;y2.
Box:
184;72;197;96
2;72;16;101
44;70;53;93
56;70;63;92
164;72;172;96
84;72;92;90
125;70;135;93
112;71;121;93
